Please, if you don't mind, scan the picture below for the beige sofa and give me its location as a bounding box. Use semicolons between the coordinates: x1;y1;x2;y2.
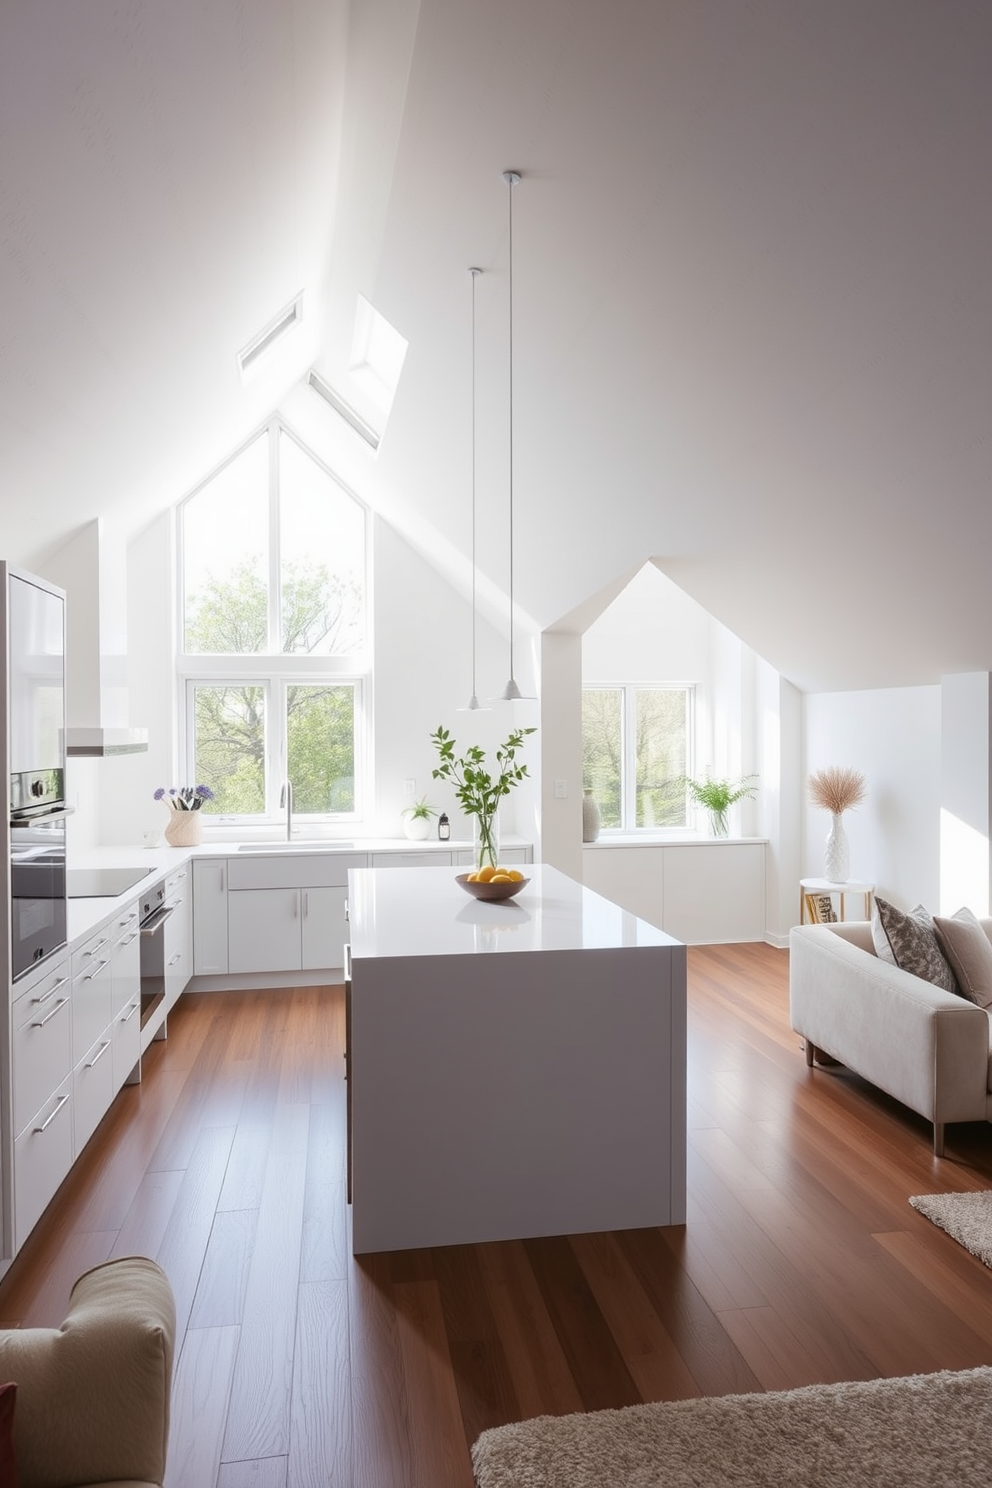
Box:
790;920;992;1156
0;1255;175;1488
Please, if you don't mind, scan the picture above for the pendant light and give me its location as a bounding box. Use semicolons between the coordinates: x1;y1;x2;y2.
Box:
458;266;490;712
499;168;536;702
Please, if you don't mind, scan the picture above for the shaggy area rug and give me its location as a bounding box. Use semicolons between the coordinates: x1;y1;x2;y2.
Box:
909;1190;992;1267
471;1367;992;1488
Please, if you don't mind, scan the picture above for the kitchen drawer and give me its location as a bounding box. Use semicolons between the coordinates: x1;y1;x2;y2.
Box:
370;852;453;869
112;994;141;1092
73;1029;114;1156
14;1076;72;1252
14;950;70;1002
13;966;72;1138
71;942;113;1068
227;852;366;891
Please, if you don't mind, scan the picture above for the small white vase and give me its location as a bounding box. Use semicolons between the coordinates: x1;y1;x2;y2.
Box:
403;815;432;841
164;810;203;848
824;812;850;882
582;789;601;843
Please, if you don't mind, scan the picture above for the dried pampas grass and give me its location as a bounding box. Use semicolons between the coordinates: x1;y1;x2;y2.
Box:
808;766;866;814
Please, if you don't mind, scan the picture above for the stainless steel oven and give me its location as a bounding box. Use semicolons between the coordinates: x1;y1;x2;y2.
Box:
6;568;70;982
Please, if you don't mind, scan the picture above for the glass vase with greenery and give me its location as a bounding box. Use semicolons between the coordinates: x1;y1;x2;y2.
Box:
430;724;536;869
683;774;758;836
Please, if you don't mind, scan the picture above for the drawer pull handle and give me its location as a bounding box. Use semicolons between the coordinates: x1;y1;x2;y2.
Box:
121;1001;140;1023
34;1093;69;1133
82;959;110;981
167;953;181;967
85;1040;112;1069
84;937;110;957
32;974;69;1005
120;933;138;947
31;996;69;1028
118;912;137;927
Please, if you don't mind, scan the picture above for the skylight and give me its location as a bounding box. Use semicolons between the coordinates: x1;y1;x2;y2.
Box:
348;295;407;413
237;293;304;379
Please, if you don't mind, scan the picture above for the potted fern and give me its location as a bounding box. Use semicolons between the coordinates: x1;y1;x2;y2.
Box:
683;774;758;837
401;795;438;841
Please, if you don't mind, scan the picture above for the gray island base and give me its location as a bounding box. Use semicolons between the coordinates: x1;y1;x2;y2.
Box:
346;863;687;1254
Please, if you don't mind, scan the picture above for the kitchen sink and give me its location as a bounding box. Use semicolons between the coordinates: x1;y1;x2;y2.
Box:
236;841;355;853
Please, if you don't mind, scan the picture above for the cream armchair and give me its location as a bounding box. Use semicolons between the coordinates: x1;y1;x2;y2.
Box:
0;1255;175;1488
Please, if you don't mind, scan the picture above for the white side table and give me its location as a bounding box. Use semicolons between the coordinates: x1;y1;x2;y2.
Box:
800;877;875;925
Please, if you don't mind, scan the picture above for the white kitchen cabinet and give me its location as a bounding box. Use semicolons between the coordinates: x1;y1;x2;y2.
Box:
225;852;365;974
302;886;348;970
228;887;301;973
14;1075;72;1253
193;858;229;974
370;851;453;869
72;1030;114;1155
110;902;140;1092
71;923;114;1070
12;955;71;1140
163;867;192;1012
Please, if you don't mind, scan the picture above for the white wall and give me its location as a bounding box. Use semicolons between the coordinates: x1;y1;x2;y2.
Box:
803;685;941;911
940;671;992;915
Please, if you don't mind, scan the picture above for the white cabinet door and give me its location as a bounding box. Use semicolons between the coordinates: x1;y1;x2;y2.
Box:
14;1076;72;1252
73;1031;114;1156
193;858;229;974
228;888;302;973
302;887;348;970
164;868;193;1010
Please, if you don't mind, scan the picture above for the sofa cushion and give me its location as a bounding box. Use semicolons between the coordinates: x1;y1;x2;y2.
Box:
871;897;957;993
934;907;992;1010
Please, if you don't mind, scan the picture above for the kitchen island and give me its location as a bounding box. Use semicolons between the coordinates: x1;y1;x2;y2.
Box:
346;863;686;1253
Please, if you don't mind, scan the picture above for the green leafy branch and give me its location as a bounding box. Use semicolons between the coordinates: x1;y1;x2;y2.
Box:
682;774;758;813
429;725;537;822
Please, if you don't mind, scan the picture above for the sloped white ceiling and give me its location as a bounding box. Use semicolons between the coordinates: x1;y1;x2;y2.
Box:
4;0;992;693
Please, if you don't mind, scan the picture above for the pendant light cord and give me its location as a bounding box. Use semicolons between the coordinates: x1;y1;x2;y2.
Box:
503;169;521;690
471;266;479;699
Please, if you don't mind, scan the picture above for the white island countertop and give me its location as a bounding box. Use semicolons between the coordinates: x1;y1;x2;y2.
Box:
348;862;680;961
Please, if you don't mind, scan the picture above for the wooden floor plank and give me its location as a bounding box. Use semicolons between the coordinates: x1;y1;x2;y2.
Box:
155;1123;237;1341
392;1277;475;1488
217;1458;289;1488
570;1230;702;1402
475;1239;584;1421
221;1102;309;1464
349;1249;414;1488
288;1280;351;1488
165;1325;240;1488
189;1207;258;1329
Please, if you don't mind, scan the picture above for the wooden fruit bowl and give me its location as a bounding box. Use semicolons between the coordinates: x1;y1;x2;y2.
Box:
455;873;530;902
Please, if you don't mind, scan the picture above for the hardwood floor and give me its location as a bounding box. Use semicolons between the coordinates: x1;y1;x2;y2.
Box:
4;943;992;1486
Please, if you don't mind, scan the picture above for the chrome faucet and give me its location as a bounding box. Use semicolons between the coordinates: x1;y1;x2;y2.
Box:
279;780;294;841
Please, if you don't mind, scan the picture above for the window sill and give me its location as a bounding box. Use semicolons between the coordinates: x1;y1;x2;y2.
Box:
584;834;769;848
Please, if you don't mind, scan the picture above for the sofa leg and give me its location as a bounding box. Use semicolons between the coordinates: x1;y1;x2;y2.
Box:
933;1122;945;1158
805;1039;816;1067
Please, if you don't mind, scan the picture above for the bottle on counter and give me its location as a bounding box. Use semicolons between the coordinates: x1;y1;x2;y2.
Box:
438;812;450;841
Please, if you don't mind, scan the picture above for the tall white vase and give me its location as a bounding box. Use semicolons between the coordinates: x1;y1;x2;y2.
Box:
582;789;601;843
824;812;850;882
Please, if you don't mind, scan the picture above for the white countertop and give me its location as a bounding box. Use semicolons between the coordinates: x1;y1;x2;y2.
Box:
347;863;681;959
63;836;528;945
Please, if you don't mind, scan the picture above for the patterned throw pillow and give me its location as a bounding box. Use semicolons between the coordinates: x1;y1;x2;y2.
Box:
870;897;958;993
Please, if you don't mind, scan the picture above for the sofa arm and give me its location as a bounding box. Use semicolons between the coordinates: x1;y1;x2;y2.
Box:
0;1255;175;1488
790;925;990;1126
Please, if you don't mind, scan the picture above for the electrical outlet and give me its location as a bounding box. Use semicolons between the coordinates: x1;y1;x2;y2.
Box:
403;778;417;796
554;779;567;799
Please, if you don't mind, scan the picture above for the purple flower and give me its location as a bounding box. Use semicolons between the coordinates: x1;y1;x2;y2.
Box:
153;787;165;801
195;784;215;800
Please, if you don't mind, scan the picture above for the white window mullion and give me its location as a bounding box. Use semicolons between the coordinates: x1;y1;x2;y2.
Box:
623;687;637;832
268;420;281;652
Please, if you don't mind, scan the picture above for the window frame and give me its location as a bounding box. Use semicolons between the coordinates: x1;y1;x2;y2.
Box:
583;681;695;834
176;417;372;828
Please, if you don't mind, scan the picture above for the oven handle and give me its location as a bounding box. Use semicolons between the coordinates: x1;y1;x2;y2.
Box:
141;905;176;936
10;805;75;826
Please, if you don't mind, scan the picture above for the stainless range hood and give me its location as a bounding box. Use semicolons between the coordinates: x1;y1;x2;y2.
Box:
66;726;149;757
42;520;149;757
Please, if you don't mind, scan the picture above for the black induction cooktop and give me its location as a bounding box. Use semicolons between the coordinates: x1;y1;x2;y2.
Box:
67;866;155;899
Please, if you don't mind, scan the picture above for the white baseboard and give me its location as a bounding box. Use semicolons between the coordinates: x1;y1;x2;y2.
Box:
764;932;791;949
